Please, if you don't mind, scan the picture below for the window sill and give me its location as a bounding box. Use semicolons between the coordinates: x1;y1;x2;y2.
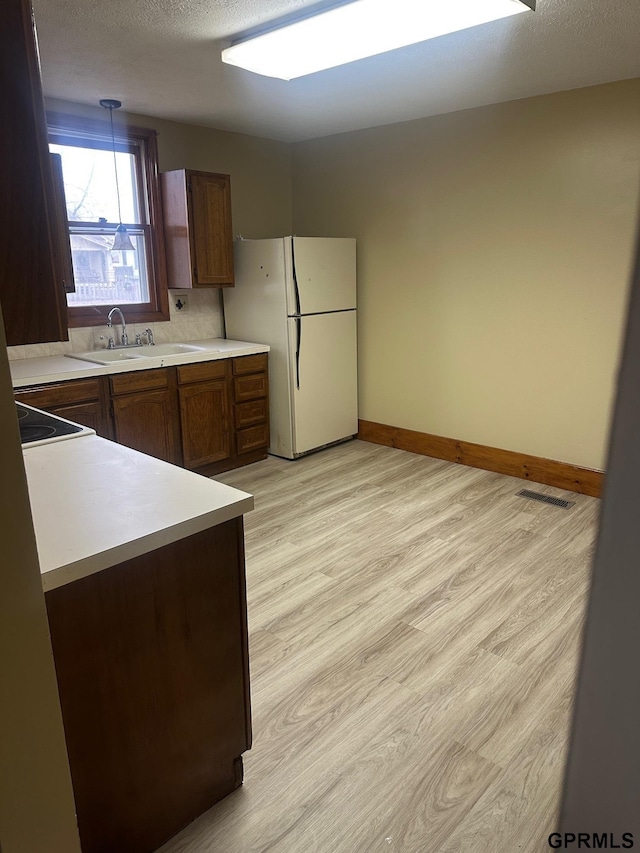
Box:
67;305;170;328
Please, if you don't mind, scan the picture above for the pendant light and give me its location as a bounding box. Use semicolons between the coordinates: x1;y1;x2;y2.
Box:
99;98;135;252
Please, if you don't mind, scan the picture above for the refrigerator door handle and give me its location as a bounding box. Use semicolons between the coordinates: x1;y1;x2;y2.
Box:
295;316;301;390
291;237;301;315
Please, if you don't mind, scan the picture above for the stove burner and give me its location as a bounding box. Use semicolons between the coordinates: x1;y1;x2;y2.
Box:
16;402;88;445
20;424;57;441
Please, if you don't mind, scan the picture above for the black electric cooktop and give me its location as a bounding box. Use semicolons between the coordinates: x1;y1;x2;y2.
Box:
17;402;86;445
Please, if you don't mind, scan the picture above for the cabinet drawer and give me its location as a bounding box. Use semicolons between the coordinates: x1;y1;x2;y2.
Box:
234;399;267;429
234;373;267;403
236;423;269;455
177;359;228;385
110;369;168;396
15;378;101;408
233;354;268;376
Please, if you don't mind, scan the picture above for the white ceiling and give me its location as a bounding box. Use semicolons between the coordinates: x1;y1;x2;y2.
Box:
33;0;640;143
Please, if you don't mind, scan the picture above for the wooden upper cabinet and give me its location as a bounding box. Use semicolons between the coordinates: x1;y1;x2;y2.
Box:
190;173;234;286
1;0;69;345
161;169;234;289
50;153;75;295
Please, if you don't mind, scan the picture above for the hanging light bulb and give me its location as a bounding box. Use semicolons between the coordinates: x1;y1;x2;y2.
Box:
99;98;135;252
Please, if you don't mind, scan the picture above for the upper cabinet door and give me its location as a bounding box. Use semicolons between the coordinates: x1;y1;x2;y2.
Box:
190;173;234;287
1;0;69;345
50;154;75;295
161;169;234;289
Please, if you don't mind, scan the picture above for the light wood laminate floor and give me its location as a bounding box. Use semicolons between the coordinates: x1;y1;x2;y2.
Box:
159;440;598;853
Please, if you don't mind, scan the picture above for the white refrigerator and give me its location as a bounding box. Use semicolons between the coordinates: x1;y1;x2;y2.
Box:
223;236;357;459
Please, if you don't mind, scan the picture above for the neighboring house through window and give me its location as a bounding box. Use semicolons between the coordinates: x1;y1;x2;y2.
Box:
47;112;169;327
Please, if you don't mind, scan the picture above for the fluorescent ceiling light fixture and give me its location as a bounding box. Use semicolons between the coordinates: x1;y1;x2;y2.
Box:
221;0;535;80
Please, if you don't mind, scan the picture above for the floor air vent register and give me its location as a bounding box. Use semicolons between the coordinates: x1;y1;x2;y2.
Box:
516;489;575;509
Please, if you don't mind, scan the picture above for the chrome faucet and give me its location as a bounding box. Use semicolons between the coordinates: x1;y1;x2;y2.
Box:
107;307;128;346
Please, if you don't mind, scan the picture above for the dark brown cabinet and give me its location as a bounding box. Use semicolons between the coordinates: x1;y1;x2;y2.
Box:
50;153;75;295
47;401;103;434
235;398;268;429
15;354;269;473
178;361;232;469
45;517;252;853
232;353;270;464
110;369;181;465
161;169;234;288
234;373;269;403
155;354;269;475
1;0;69;345
15;378;111;438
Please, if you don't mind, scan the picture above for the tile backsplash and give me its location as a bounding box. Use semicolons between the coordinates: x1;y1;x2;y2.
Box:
6;290;224;360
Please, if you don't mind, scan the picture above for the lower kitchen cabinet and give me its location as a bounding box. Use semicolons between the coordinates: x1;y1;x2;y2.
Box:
110;369;182;465
177;360;232;469
15;354;269;474
45;517;252;853
112;389;181;465
15;377;112;438
195;353;270;476
236;422;270;455
232;353;270;462
235;398;268;429
179;380;232;468
48;401;105;435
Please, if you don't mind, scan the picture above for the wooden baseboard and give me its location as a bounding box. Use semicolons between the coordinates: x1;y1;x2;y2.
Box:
357;420;604;498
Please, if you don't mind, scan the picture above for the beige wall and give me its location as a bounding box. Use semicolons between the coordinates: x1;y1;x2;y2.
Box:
0;311;80;852
292;79;640;470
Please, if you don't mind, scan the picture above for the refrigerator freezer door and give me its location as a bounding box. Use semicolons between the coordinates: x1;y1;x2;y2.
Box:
286;310;358;457
224;239;294;458
287;237;356;316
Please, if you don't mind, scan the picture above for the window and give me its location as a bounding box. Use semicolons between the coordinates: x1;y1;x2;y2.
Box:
47;112;169;326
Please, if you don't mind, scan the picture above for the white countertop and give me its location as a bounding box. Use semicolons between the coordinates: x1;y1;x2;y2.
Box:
24;434;254;592
11;338;270;388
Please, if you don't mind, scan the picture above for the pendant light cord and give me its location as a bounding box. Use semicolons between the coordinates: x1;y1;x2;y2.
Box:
107;105;124;227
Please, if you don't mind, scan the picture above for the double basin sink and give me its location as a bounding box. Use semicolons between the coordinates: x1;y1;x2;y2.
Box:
67;342;217;365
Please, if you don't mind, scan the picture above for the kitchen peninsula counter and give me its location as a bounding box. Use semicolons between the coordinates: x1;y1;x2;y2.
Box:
23;433;253;591
26;433;254;853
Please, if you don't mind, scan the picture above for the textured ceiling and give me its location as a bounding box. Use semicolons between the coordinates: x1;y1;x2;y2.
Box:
33;0;640;143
